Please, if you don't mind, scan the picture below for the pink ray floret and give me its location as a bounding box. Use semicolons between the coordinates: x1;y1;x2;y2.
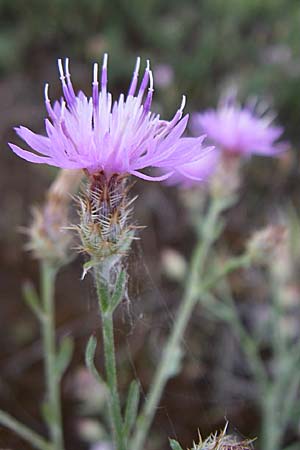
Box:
192;97;287;157
9;55;216;182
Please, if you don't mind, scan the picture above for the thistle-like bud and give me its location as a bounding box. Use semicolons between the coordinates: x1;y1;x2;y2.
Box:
26;169;82;266
76;171;136;280
190;424;254;450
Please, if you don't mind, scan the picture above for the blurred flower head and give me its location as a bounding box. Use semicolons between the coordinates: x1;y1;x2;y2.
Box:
192;95;287;158
71;367;107;411
161;247;187;281
77;418;107;444
9;54;215;184
26;169;82;265
90;442;113;450
246;224;288;265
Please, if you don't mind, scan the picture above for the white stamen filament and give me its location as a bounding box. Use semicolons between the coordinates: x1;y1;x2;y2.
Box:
93;63;99;85
180;95;186;112
134;57;141;76
103;53;108;71
101;53;108;92
58;59;66;84
65;58;71;79
148;69;154;92
44;83;50;103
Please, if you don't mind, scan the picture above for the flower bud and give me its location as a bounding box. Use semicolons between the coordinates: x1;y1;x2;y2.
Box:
191;424;254;450
26;169;82;265
161;248;187;282
77;418;106;443
76;171;135;279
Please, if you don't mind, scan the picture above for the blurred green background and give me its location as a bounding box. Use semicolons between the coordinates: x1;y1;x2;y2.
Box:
0;1;300;449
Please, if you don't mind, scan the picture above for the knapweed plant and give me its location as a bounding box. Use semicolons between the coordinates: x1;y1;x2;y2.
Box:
0;54;297;450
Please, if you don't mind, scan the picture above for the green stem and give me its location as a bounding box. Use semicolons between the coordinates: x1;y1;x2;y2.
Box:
270;273;286;369
0;409;52;450
260;272;292;450
261;385;282;450
131;197;226;450
41;261;64;450
261;318;300;450
280;361;300;432
95;272;125;450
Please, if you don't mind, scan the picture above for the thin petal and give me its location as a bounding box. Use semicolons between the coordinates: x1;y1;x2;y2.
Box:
9;143;54;165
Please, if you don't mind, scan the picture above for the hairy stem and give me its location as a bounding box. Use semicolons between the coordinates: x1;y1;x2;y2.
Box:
41;261;64;450
95;271;126;450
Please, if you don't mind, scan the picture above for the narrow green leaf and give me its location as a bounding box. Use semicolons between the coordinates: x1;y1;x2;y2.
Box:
85;335;103;383
22;281;43;320
109;270;126;313
97;281;110;312
123;380;140;438
55;336;74;378
169;438;184;450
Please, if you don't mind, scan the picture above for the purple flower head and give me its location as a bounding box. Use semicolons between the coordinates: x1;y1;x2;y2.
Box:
192;97;287;157
9;55;216;183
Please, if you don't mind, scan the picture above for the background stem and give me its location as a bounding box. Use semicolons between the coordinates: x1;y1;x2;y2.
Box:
131;197;226;450
0;410;52;450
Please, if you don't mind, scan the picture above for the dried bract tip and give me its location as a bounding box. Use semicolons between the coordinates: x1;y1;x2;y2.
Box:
26;169;82;265
246;224;287;265
75;171;135;279
190;424;254;450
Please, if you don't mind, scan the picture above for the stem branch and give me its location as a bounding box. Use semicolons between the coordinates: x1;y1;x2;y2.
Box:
0;409;52;450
